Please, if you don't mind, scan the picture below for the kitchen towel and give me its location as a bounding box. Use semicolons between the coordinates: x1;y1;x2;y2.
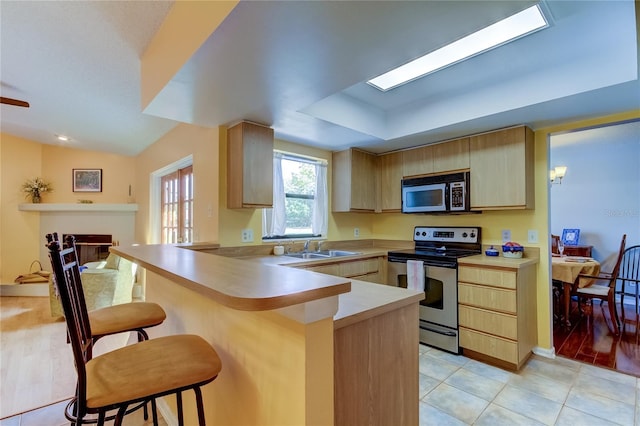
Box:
406;259;425;291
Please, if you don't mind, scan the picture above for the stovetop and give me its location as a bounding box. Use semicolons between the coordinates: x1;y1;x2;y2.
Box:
388;226;481;262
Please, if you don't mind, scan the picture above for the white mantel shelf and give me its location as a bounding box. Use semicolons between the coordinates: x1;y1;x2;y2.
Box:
18;203;138;212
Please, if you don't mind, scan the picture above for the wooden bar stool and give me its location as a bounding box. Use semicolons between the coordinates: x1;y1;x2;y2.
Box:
47;234;222;426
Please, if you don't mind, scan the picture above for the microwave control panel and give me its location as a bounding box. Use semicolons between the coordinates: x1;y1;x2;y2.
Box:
449;181;465;211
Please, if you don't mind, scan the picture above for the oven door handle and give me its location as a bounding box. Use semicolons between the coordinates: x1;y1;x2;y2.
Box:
420;324;457;337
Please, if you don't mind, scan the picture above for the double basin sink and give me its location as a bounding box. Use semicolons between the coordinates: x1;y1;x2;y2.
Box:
285;250;361;260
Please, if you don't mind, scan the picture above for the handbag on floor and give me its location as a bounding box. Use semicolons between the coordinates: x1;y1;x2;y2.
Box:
14;260;51;284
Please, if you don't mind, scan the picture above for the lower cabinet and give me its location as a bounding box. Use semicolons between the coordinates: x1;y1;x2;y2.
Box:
303;257;386;284
457;263;537;370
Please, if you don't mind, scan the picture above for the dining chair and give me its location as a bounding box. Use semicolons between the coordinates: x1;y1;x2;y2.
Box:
572;234;626;335
619;245;640;317
47;234;222;426
551;234;560;255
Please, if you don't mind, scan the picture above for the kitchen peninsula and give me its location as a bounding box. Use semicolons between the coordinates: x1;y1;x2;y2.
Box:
111;244;423;425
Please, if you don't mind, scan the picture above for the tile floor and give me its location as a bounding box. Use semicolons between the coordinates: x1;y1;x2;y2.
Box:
418;344;639;425
2;344;638;425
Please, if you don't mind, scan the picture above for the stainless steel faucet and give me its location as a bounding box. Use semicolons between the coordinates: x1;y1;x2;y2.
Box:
316;241;324;252
303;240;310;253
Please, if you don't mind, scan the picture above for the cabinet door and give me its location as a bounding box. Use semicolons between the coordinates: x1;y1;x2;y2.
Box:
378;152;402;211
332;149;376;212
402;145;433;177
227;122;274;208
469;126;534;210
432;138;469;173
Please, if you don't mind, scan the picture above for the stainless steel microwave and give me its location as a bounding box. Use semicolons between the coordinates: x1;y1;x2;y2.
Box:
401;172;470;213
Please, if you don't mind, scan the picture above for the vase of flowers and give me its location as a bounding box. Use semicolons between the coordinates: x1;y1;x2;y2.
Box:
22;177;53;203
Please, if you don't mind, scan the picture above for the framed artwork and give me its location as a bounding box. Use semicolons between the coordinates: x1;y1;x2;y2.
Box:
561;228;580;246
73;169;102;192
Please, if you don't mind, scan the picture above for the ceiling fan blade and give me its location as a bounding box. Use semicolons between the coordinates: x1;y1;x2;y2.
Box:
0;97;30;108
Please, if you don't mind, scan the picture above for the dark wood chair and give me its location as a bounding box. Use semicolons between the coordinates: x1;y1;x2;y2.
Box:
619;245;640;317
571;234;626;335
551;234;560;255
47;234;222;426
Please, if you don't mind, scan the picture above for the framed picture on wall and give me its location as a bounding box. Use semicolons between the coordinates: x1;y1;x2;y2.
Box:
561;228;580;246
73;169;102;192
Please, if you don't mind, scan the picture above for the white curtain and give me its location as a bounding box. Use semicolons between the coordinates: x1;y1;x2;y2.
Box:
263;152;286;237
312;162;328;236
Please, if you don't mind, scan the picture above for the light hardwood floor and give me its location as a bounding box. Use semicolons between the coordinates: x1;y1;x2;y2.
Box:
0;296;128;419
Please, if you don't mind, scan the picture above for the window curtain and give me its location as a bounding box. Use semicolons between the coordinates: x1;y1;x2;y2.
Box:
312;161;328;236
263;152;286;237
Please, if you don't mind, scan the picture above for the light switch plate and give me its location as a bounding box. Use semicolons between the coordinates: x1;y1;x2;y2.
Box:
502;229;511;243
528;230;539;243
354;228;360;237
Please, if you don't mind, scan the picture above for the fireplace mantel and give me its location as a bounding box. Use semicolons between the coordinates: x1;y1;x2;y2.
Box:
18;203;138;212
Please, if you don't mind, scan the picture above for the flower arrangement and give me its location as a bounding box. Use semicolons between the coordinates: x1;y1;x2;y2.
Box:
22;177;53;203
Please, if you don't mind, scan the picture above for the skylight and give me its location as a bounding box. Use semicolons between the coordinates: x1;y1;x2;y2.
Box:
367;4;549;91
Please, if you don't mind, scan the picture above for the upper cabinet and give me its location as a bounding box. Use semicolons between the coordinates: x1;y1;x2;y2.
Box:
432;138;469;173
469;126;534;210
378;151;403;212
333;148;377;212
402;145;433;178
227;122;274;209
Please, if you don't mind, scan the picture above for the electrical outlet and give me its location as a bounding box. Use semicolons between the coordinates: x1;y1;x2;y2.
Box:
241;228;253;243
354;228;360;237
502;229;511;243
528;230;539;243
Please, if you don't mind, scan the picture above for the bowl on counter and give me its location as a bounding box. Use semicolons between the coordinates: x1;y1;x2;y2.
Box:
485;246;499;256
502;244;524;258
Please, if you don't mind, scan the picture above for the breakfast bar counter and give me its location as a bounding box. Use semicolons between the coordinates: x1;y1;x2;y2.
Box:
111;243;423;425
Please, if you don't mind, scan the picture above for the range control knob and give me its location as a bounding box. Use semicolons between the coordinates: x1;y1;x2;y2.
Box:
470;232;476;238
422;231;427;236
462;232;468;238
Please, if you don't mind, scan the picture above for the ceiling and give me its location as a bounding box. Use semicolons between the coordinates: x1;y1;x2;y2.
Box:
1;1;638;157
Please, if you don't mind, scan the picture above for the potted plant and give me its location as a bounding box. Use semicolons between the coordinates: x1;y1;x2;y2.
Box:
22;177;53;203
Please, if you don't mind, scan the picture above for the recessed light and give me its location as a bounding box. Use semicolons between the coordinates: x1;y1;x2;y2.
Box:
368;4;549;91
56;135;69;141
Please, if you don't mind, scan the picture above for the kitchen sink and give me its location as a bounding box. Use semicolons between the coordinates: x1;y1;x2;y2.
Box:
285;250;361;259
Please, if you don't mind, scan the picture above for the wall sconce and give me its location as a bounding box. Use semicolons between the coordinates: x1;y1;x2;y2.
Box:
550;166;567;184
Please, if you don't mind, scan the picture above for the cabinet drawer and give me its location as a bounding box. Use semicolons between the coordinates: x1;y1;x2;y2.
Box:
460;327;518;364
305;264;340;276
338;258;379;277
458;305;517;340
458;266;516;289
458;283;516;314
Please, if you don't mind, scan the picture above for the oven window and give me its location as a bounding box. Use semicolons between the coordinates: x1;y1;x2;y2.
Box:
422;277;444;310
394;274;444;310
406;189;443;208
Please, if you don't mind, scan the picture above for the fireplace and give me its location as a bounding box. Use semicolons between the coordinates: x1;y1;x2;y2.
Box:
63;234;112;265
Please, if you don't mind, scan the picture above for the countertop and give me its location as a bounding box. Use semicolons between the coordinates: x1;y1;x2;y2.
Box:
459;254;539;269
111;244;351;311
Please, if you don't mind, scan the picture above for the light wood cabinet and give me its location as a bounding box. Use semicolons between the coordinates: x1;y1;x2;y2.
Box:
332;148;377;212
378;151;403;212
402;145;433;177
469;126;534;210
227;122;274;208
458;263;537;370
432;137;469;173
304;256;386;284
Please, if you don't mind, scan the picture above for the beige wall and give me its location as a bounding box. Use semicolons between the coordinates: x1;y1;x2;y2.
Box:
133;123;219;245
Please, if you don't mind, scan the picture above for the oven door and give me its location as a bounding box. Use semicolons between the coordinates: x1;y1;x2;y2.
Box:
401;183;447;213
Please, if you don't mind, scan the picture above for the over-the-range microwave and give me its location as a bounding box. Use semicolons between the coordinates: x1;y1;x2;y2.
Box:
401;172;471;214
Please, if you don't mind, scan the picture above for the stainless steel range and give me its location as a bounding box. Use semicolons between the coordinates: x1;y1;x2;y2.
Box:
387;226;481;353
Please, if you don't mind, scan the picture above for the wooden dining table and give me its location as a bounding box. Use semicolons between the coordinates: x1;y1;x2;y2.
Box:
552;255;601;326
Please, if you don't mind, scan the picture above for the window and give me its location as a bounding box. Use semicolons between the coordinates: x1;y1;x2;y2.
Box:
160;165;193;244
262;152;328;240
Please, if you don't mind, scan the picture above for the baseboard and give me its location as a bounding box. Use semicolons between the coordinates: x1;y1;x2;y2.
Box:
156;398;178;426
0;283;48;297
532;345;556;359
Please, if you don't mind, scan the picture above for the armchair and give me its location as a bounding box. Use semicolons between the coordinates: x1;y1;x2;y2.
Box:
49;253;137;317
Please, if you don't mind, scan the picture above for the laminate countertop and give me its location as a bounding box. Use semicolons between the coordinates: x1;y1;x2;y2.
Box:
111;244;351;311
111;244;424;326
